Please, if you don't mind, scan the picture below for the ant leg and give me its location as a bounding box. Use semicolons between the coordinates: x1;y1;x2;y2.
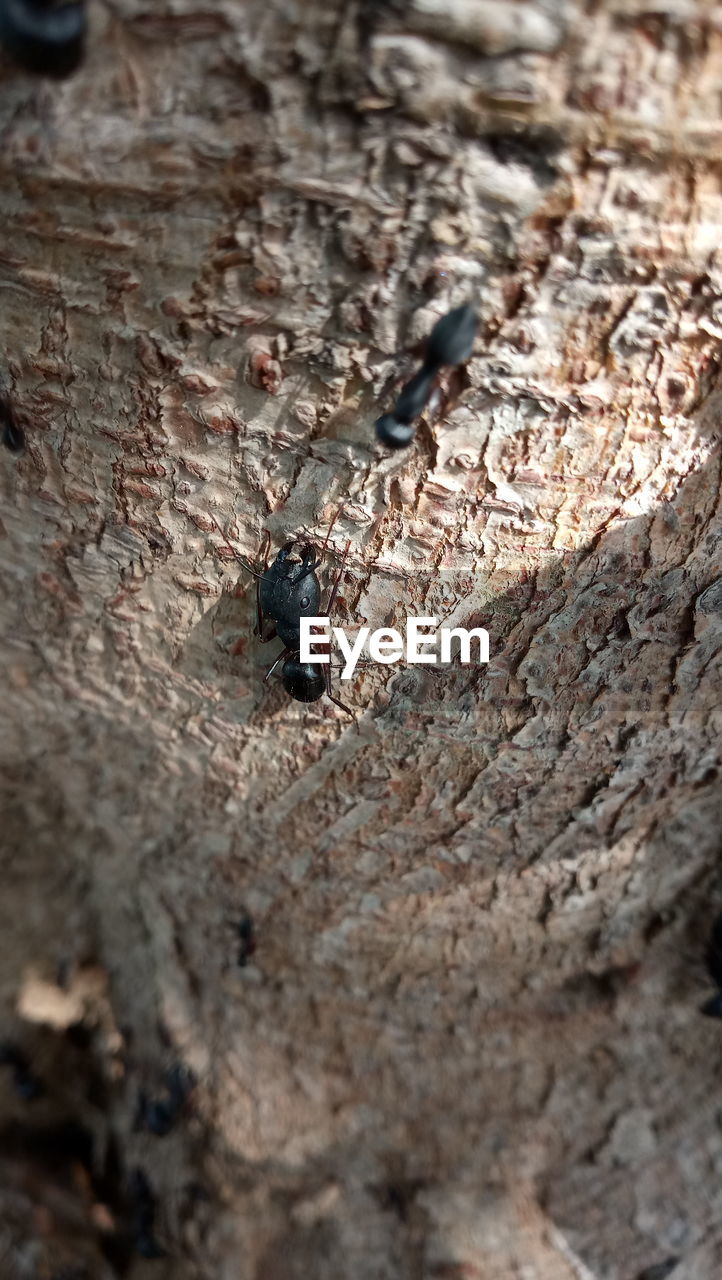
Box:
288;503;346;579
209;514;266;580
321;540;359;724
255;576;264;637
293;503;347;571
324;664;357;723
316;535;357;723
255;531;272;638
288;544;320;582
264;648;291;684
324;540;351;616
259;530;271;570
208;518;276;641
318;502;345;563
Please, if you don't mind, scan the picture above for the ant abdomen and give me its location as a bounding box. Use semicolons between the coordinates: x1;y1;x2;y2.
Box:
282;657;326;703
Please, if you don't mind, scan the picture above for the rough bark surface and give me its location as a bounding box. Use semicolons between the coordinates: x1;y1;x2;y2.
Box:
0;0;721;1276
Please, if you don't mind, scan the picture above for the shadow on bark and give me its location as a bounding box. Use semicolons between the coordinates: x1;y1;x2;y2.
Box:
0;435;721;1277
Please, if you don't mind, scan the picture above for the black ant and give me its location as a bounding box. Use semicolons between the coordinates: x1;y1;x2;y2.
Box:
213;514;356;720
1;394;25;452
375;303;478;450
235;912;256;967
636;1260;679;1280
0;0;86;78
135;1063;195;1137
0;1041;44;1101
699;912;722;1018
128;1167;166;1260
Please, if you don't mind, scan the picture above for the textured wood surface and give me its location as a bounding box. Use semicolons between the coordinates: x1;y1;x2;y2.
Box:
1;1;721;1276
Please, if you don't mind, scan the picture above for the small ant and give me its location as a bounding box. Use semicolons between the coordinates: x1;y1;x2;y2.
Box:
128;1167;166;1260
1;395;25;452
235;913;256;967
0;0;86;78
699;912;722;1018
375;303;478;450
636;1261;679;1280
0;1041;44;1101
213;514;356;720
135;1063;195;1137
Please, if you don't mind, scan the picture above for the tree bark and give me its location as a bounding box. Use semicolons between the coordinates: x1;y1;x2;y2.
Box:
1;0;721;1276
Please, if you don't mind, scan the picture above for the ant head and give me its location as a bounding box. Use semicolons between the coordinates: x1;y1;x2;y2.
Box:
281;657;326;703
275;540;315;574
264;542;322;647
274;542;320;595
375;414;415;450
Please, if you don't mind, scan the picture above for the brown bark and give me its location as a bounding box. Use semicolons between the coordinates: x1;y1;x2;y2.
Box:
0;0;721;1276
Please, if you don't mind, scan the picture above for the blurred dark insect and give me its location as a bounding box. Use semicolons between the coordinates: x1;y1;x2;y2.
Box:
375;303;478;450
128;1167;166;1260
135;1063;195;1137
0;1042;44;1101
1;394;25;452
699;912;722;1018
636;1258;680;1280
236;912;256;967
0;0;86;78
